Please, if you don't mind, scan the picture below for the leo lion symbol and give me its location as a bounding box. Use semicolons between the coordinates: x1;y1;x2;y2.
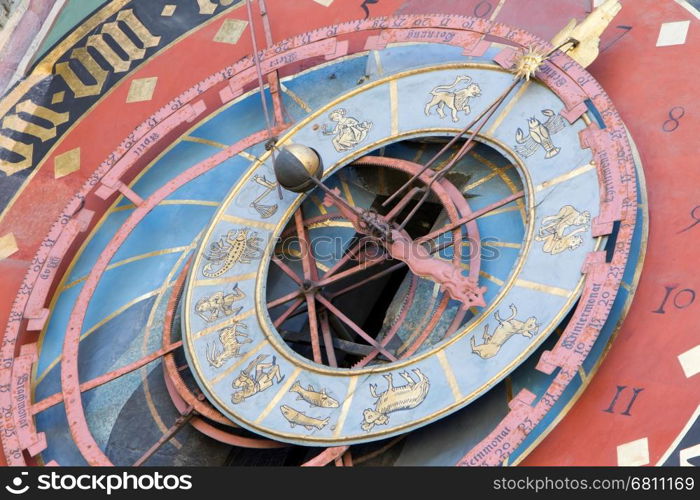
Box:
424;75;482;122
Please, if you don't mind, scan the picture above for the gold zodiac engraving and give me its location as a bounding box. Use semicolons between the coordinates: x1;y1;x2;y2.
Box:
322;108;373;152
470;305;539;359
206;321;252;368
361;369;430;432
202;229;263;278
424;75;482;122
250;175;279;218
280;405;330;431
289;381;339;408
195;284;246;322
535;205;591;254
231;354;284;404
514;109;566;159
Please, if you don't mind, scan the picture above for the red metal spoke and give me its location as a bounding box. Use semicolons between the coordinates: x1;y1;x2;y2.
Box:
267;289;301;309
273;297;304;328
133;405;195;466
320;239;365;279
278;301;311;323
352;275;418;369
271;255;304;285
302;446;349;467
281;329;379;357
319;310;338;367
294;208;324;362
31;341;183;415
305;294;323;363
384;186;423;222
257;0;287;128
417;191;525;245
315;294;397;362
245;0;275;136
315;254;388;288
294;208;320;282
314;184;377;280
328;262;406;300
266;73;287;129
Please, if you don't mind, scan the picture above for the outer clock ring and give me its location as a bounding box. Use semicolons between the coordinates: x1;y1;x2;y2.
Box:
0;12;644;464
181;49;635;445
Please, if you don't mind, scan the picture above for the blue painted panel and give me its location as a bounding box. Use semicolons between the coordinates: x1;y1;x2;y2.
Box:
83;252;182;334
67;211;132;283
190;92;271;146
116;140;217;207
111;204;216;263
165;154;252;202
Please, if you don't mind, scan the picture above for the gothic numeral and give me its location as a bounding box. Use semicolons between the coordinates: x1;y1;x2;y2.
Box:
653;285;696;314
602;385;644;416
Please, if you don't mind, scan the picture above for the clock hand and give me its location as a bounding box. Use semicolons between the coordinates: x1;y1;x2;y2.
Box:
317;186;423;283
384;38;578;231
381;79;519;210
386;228;487;308
321;189;527;301
273;147;395;238
417;190;525;246
246;0;287;200
396;79;521;231
321;189;486;308
272;146;488;307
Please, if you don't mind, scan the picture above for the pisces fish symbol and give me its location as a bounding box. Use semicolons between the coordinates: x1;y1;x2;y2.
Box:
289;381;339;408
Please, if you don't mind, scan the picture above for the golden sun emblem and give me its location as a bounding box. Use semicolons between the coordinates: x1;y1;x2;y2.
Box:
513;46;548;81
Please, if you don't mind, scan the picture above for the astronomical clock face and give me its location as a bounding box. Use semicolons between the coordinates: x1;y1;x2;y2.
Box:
0;0;697;467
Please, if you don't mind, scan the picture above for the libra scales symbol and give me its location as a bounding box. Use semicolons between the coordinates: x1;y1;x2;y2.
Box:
250;175;279;218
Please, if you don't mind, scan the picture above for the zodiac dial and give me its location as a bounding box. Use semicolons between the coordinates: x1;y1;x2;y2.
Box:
179;17;639;448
